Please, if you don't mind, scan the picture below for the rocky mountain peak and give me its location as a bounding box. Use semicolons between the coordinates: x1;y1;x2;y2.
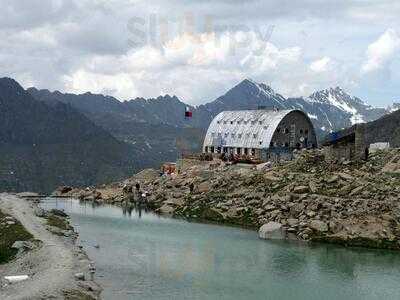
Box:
238;78;277;97
0;77;25;94
388;102;400;113
308;86;364;107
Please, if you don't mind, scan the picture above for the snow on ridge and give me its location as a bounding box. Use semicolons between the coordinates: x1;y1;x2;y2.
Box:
350;113;365;125
308;113;318;120
327;93;357;114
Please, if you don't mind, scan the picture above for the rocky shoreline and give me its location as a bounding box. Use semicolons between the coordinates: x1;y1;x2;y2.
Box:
0;194;102;299
56;149;400;251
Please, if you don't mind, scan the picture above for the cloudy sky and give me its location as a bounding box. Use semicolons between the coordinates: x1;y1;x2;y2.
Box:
1;0;400;106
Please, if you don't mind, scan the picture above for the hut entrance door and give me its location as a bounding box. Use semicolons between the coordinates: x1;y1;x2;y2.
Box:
290;124;296;148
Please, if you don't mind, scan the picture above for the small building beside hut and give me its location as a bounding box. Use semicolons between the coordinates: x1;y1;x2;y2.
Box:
202;109;317;161
323;124;368;162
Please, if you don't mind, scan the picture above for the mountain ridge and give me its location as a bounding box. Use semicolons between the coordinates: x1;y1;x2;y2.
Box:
26;77;395;174
0;77;154;193
28;78;393;133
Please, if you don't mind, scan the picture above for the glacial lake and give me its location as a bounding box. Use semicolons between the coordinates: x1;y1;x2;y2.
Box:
41;198;400;300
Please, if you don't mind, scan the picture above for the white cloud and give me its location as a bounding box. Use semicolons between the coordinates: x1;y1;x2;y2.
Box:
361;29;400;74
310;57;332;73
63;69;140;99
62;30;305;102
1;1;400;106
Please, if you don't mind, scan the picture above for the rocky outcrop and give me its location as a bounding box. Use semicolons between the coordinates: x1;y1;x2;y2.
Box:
259;222;285;240
72;149;400;250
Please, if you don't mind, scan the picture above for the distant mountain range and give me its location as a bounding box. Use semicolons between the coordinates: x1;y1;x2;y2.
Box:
1;76;398;192
0;78;158;193
192;79;390;136
29;78;396;138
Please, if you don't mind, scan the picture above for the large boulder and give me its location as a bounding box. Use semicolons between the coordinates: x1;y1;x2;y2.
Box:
164;198;184;206
258;222;286;240
197;182;210;193
158;204;175;215
309;220;328;233
293;186;309;194
56;186;73;194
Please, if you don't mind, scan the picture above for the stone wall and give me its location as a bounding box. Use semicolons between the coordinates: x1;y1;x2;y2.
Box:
324;142;355;162
324;124;368;162
354;124;367;161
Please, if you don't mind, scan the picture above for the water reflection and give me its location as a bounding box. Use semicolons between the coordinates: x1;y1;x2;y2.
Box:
40;198;400;300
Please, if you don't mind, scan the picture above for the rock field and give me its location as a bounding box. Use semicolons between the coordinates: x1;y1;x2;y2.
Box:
56;149;400;250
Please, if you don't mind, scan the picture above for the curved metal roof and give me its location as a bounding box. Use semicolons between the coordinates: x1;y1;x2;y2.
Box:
203;109;309;149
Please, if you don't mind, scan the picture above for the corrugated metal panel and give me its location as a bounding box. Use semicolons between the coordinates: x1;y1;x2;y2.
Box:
203;109;296;149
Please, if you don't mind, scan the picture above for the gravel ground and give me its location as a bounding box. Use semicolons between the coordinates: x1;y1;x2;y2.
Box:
0;193;101;300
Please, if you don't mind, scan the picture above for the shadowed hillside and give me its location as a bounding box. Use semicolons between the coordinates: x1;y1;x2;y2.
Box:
0;78;151;193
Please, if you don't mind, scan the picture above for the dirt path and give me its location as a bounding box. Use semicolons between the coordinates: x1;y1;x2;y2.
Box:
0;193;100;299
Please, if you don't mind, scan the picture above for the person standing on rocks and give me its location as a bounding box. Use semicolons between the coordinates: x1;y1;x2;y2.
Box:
189;182;195;194
129;186;136;203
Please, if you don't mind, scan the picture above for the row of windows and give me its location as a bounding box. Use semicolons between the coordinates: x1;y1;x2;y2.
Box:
211;132;259;139
205;146;257;155
217;120;265;125
276;127;309;135
204;142;294;154
217;121;308;138
211;128;309;139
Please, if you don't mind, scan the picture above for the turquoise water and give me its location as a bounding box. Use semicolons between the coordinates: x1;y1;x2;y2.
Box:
41;199;400;300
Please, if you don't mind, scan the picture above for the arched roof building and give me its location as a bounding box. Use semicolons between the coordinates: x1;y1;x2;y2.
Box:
203;109;317;159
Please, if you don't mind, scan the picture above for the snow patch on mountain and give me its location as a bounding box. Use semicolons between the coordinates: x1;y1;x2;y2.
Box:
308;113;318;120
388;102;400;113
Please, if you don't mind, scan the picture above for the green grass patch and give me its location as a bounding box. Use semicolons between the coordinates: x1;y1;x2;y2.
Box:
46;214;71;230
0;210;33;264
64;290;96;300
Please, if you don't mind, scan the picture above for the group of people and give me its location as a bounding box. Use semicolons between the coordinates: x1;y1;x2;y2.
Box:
123;182;148;206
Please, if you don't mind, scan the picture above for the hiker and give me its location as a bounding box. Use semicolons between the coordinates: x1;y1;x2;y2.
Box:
189;182;195;194
126;186;134;203
364;147;369;161
122;185;134;204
